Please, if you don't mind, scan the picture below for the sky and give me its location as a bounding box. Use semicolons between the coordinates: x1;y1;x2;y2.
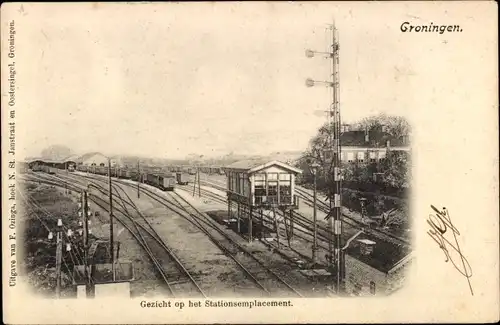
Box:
14;2;418;159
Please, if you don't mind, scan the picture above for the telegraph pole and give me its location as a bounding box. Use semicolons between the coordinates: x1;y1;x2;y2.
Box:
81;191;91;296
137;160;140;198
55;220;63;298
108;159;115;281
312;166;318;264
197;166;201;197
192;167;196;197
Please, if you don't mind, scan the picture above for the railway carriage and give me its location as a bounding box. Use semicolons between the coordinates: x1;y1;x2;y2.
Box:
176;172;189;185
76;165;88;172
146;173;176;191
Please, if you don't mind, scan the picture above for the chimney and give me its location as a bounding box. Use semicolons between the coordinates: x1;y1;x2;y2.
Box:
386;140;391;148
358;239;376;256
365;128;369;143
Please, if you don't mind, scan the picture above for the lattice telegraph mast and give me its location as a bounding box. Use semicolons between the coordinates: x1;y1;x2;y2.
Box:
305;21;343;293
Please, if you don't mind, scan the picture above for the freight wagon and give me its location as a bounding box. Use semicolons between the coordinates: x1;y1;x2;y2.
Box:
41;166;56;174
176;172;188;185
76;165;88;172
145;173;176;191
117;169;131;179
187;168;196;175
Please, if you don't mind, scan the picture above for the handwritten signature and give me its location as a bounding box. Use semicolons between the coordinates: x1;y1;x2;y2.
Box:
427;205;473;295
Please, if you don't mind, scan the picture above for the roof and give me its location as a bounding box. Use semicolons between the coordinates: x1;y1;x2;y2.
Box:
341;130;408;147
79;152;107;162
224;159;302;174
357;239;376;245
345;233;411;274
26;158;77;164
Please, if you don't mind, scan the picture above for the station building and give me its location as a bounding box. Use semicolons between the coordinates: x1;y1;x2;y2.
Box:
27;157;77;170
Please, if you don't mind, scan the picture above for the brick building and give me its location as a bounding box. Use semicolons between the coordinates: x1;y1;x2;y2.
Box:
343;235;412;296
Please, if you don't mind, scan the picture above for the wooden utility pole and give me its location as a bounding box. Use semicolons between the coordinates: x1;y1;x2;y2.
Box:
197;167;201;197
192;167;196;197
55;229;63;298
137;160;140;198
108;159;115;281
312;169;318;264
82;191;91;296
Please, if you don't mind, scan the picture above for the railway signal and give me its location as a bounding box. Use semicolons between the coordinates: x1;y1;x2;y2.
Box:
305;21;343;293
49;218;73;298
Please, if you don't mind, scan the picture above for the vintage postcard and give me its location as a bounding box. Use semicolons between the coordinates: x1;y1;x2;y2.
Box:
1;1;498;324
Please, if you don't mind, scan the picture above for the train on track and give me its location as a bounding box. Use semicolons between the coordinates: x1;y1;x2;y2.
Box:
145;173;176;191
31;165;57;174
31;163;187;192
176;172;189;185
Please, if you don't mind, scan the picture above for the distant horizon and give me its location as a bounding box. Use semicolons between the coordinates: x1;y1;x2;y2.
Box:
23;147;307;162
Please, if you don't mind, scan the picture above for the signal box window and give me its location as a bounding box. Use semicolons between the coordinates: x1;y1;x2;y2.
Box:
268;182;278;204
255;179;266;205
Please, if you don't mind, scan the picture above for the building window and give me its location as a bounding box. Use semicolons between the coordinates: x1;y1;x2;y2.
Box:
255;180;266;204
267;173;278;181
370;158;376;162
370;281;376;295
279;173;291;181
268;181;278;204
279;181;291;204
347;152;354;162
99;163;105;167
254;173;265;181
91;163;96;166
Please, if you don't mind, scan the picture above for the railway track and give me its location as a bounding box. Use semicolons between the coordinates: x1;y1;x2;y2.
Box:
294;187;410;247
196;177;409;247
21;172;207;298
57;172;209;297
167;190;304;297
70;172;306;297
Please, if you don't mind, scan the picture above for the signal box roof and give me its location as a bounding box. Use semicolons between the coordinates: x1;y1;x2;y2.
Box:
224;159;302;175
